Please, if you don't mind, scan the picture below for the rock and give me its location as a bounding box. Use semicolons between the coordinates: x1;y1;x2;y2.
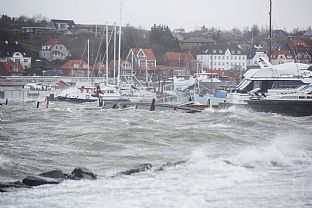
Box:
68;167;97;180
39;169;66;179
155;160;187;171
22;175;63;186
223;160;235;166
0;181;30;192
223;160;254;169
116;163;152;176
270;161;280;167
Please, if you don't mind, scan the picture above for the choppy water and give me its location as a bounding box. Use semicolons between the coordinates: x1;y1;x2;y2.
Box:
1;101;312;208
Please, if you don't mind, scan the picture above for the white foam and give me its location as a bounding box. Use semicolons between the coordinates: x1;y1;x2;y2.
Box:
0;154;9;167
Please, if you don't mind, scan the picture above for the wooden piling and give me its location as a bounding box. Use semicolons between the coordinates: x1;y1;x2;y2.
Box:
150;99;155;111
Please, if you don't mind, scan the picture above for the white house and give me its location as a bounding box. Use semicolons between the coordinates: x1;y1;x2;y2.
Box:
126;48;157;68
39;39;70;62
197;43;247;71
0;41;31;70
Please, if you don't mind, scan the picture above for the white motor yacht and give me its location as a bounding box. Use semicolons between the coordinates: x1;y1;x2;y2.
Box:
226;57;312;105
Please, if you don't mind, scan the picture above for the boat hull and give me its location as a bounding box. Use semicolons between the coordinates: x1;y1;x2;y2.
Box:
57;96;98;103
247;99;312;116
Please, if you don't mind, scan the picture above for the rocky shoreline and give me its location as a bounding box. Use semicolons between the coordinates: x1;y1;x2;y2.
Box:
0;161;187;193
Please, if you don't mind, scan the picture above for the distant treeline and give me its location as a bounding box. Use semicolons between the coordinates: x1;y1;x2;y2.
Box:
0;14;48;29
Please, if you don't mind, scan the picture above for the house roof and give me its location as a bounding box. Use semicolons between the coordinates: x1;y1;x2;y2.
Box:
131;48;156;60
51;19;76;29
303;31;312;37
0;61;26;75
180;37;215;43
165;52;193;62
201;43;243;55
46;39;63;46
271;50;294;59
60;60;89;70
292;39;310;48
0;41;28;57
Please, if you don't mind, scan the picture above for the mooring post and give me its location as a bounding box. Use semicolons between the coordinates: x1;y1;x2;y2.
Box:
150;98;155;111
36;101;40;108
45;96;49;109
5;99;8;105
99;98;104;108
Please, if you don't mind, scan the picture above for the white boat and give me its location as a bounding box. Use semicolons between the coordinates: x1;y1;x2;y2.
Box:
98;84;129;102
57;83;99;103
246;84;312;116
226;57;312;105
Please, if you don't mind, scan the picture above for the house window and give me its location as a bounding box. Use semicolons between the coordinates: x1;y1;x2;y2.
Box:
237;51;241;54
219;50;222;53
24;59;28;63
213;50;216;53
231;50;235;54
15;59;20;63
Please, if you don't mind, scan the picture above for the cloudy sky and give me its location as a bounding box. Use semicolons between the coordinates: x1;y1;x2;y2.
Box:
1;0;312;31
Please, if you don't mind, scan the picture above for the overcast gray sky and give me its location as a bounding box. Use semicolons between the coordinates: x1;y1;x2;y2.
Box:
1;0;312;31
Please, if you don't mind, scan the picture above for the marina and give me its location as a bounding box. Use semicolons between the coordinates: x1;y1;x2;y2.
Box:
1;0;312;207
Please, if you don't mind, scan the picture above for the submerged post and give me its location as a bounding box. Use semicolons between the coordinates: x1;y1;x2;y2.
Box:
150;98;155;111
45;96;49;109
5;99;8;105
36;101;40;108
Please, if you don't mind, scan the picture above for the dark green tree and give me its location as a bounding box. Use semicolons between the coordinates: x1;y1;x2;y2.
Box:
149;24;179;63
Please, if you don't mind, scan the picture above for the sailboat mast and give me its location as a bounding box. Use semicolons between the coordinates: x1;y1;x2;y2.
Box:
117;1;122;87
106;23;109;84
113;22;117;86
87;39;90;81
269;0;272;61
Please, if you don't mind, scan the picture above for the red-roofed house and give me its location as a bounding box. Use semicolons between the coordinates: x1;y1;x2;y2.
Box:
60;59;90;76
0;61;26;76
164;52;194;67
0;41;32;70
290;39;312;64
291;39;310;49
39;38;70;62
270;50;294;65
126;48;157;69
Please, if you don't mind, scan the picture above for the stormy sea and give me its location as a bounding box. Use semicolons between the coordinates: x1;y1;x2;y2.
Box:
1;101;312;208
